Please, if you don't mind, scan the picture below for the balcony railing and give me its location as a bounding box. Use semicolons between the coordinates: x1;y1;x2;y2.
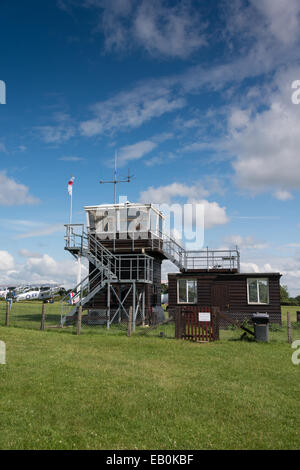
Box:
184;249;240;272
65;224;240;273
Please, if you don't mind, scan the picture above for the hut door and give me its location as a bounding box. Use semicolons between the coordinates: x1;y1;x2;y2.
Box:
211;284;230;312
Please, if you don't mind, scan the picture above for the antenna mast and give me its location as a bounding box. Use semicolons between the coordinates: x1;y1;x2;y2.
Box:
100;150;133;204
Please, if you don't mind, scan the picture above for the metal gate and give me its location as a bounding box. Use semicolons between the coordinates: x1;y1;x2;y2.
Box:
175;306;219;342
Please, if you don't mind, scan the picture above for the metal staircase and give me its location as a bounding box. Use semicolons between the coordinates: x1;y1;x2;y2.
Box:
60;224;153;326
60;266;110;324
64;224;119;279
160;232;185;270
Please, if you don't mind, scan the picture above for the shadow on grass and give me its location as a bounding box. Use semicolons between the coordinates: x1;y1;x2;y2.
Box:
227;334;256;343
10;313;61;324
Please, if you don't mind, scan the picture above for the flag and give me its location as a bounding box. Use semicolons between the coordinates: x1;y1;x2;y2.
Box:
68;176;75;196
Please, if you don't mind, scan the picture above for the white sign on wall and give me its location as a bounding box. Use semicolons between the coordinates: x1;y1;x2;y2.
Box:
198;312;211;322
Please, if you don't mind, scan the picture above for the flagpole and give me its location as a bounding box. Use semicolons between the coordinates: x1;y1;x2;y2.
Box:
69;190;72;226
68;176;74;226
114;150;117;204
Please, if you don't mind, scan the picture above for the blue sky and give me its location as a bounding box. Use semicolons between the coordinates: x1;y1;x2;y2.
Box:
1;0;300;292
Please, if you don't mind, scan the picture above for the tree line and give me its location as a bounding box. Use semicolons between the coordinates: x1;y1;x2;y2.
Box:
281;285;300;306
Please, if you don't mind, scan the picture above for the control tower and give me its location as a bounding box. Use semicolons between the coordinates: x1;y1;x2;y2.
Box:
61;202;185;328
61;202;240;329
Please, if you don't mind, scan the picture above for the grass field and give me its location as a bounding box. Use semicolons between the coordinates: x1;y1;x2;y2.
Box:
0;303;299;450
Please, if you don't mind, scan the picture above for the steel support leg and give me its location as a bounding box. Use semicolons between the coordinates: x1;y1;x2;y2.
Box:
132;282;136;332
107;283;111;330
142;287;145;327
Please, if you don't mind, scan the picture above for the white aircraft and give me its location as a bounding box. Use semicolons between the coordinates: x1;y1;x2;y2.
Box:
14;286;61;302
0;288;9;299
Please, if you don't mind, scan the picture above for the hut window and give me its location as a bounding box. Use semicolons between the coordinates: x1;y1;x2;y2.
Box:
177;279;197;304
247;278;269;304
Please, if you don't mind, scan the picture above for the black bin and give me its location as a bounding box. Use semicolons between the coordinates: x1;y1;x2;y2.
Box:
251;313;269;342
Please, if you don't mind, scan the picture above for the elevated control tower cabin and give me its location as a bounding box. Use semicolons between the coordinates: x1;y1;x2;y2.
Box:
85;203;168;318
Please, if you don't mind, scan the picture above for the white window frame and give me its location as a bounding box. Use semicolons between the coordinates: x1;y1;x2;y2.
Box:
177;279;197;304
247;278;269;305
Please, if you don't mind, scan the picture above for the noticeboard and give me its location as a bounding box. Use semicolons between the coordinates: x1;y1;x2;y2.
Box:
198;312;211;322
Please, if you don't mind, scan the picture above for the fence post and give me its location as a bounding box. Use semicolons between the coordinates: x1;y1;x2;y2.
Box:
77;305;82;336
5;300;10;327
287;311;292;344
175;308;181;339
175;308;184;339
175;309;179;339
128;306;133;337
212;307;220;341
40;302;46;331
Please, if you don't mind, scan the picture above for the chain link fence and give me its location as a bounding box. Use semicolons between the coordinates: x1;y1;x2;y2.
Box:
2;300;298;343
0;300;61;330
62;304;171;336
0;300;172;336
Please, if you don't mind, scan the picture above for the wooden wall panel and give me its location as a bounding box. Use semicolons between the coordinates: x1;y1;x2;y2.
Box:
168;272;282;324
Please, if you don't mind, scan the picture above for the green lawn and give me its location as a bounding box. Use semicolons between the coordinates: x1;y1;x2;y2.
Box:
281;305;299;323
0;305;300;450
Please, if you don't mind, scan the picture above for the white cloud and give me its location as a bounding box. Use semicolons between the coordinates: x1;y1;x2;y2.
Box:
224;234;268;250
161;260;179;282
80;83;185;137
80;120;103;137
118;140;157;167
35;112;75;144
240;262;260;273
18;249;42;259
61;0;300;66
240;251;300;295
35;124;75;144
225;0;300;63
0;250;88;289
229;108;251;132
132;1;207;58
55;0;300;150
251;0;300;46
140;182;209;205
188;199;229;230
273;190;293;201
62;0;207;59
0;172;39;206
144;154;175;167
224;67;300;194
0;251;14;271
139;182;229;230
144;156;163;167
59;156;85;162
